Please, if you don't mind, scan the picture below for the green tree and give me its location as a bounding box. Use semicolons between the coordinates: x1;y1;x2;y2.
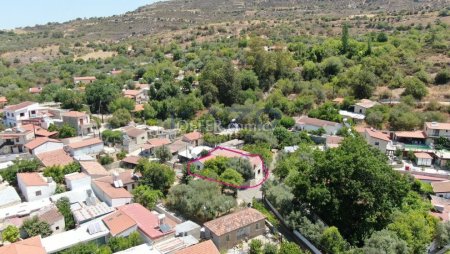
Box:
278;242;304;254
132;185;163;210
166;180;235;223
2;225;20;243
85;82;120;113
108;97;135;112
136;161;175;194
21;216;52;238
362;229;409;254
249;239;263;254
237;69;259;90
154;146;172;163
61;242;112;254
107;232;143;252
56;197;76;230
402;77;428;100
435;68;450;85
320;227;347;254
58;124;77;138
263;243;277;254
102;130;123;144
321;56;343;77
108;108;132;128
279;116;295;129
289;137;411;244
341;24;350;54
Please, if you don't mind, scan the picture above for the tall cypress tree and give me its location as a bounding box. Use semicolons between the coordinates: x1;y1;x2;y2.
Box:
341;23;349;54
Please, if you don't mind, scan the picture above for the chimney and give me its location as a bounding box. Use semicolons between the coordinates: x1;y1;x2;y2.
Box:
158;214;165;226
434;204;445;213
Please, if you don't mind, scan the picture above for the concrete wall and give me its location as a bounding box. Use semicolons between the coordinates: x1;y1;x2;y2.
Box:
71;143;104;157
19;182;56;202
32;142;64;155
206;219;265;250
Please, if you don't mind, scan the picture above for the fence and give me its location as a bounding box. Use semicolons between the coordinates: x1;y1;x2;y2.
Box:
263;197;322;254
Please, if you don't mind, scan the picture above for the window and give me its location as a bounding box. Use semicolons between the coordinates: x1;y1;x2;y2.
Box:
256;222;260;229
374;142;379;146
31;110;36;114
20;113;24;117
11;113;14;117
55;226;59;230
226;235;230;241
35;190;42;196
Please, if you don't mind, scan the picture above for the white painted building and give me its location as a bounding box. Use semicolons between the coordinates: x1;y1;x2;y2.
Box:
66;138;104;157
17;173;56;202
25;137;64;155
3;101;40;127
65;172;91;191
294;115;342;135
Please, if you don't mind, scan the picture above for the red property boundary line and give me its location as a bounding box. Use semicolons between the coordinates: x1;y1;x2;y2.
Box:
186;146;270;189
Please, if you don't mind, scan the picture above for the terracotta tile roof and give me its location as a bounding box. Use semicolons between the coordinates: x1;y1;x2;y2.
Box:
425;122;450;130
332;97;344;104
294;115;340;128
412;174;447;182
175;240;220;254
4;101;37;111
62;111;87;118
167;140;190;154
17;173;47;186
183;131;203;141
204;208;265;236
92;180;133;199
25;137;61;150
21;124;57;137
365;128;391;142
395;131;426;139
80;161;109;176
118;203;174;240
415;152;433;159
68;138;103;149
125;127;146;138
0;236;46;254
95;170;139;185
354;126;367;134
326;135;344;145
29;87;42;94
102;211;136;236
111;70;123;75
432;181;450;193
0;96;8;103
65;172;89;181
39;207;64;225
134;104;145;112
123;90;141;97
122;156;140;165
73;76;96;81
148;138;171;148
36;149;74;167
356;99;378;108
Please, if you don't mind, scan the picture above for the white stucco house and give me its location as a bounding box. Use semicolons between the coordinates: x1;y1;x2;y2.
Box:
65;172;91;191
293;115;342;135
66;138;104;157
25;137;64;155
91;171;138;207
415;152;433;167
3;101;40;127
364;128;394;155
17;173;56;202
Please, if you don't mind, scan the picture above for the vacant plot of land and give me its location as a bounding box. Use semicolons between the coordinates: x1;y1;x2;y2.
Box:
75;51;116;60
